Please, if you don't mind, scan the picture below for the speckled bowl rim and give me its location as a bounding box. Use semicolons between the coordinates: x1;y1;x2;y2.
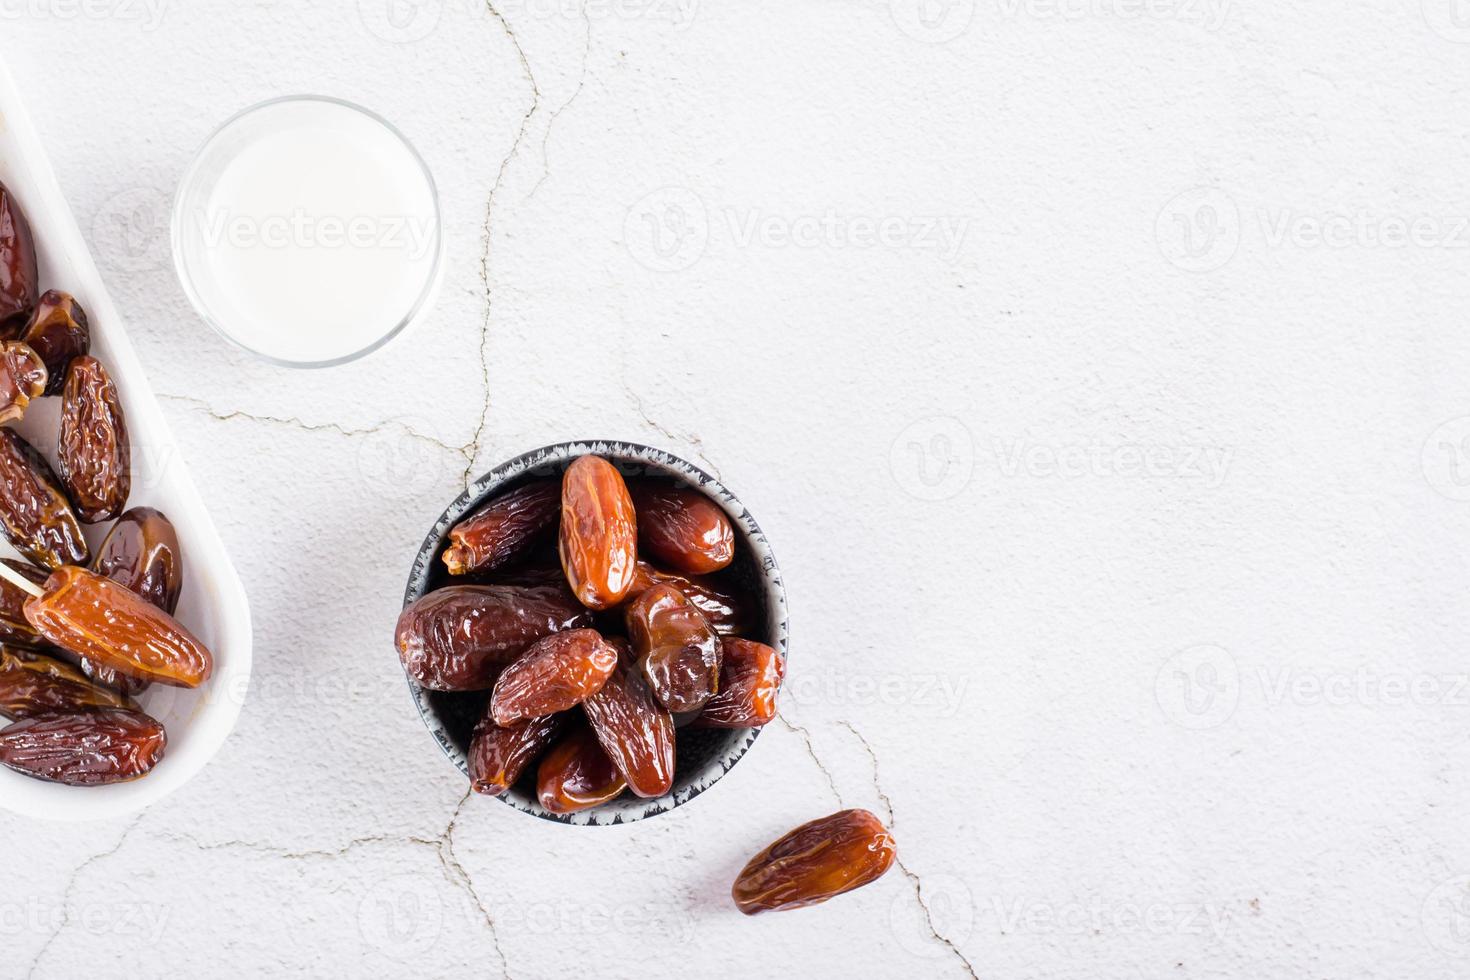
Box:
402;440;789;826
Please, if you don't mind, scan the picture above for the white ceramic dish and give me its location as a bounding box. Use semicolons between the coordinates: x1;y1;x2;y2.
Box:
0;60;253;820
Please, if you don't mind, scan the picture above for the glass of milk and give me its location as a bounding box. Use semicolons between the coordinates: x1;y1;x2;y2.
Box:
172;96;442;367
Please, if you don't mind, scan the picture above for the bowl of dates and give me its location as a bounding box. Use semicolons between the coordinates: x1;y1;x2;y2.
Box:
398;441;788;825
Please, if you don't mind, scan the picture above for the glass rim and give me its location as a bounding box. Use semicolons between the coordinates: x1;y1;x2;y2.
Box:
170;94;444;370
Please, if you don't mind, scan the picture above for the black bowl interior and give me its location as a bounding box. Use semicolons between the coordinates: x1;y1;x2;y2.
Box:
402;441;787;826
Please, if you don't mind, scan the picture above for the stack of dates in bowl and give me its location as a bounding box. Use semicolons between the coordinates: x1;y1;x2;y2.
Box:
0;180;214;787
397;443;788;824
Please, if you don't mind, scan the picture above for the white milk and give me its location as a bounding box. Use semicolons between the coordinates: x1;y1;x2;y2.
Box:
175;99;440;366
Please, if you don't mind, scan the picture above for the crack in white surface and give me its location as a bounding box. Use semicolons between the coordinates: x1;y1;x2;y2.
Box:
839;720;978;980
776;711;843;806
528;0;591;201
158;392;474;464
465;0;544;492
25;813;146;980
157;790;510;978
620;382;724;483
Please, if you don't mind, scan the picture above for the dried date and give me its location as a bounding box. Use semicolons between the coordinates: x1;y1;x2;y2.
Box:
558;455;637;610
94;506;183;614
58;355;131;523
0;428;89;568
697;637;784;729
20;290;89;395
396;584;592;691
537;723;628;814
731;809;898;915
0;559;47;648
582;640;675;798
0;646;137;720
0;341;45;424
628;561;753;637
469;710;564;796
632;482;735;575
626;583;721;713
0;181;38;336
490;628;618;726
443;480;560;576
0;708;166;785
25;566;213;689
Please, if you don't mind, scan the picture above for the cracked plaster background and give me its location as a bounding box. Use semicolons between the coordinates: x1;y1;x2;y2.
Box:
5;1;1470;977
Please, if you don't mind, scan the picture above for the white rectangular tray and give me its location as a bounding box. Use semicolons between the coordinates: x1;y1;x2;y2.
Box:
0;59;252;820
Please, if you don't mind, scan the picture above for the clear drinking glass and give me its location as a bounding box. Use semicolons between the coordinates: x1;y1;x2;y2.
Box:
172;96;443;368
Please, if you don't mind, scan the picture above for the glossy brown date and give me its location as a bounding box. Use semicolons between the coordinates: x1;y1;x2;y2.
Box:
93;507;183;615
558;455;637;610
0;181;38;336
443;480;559;576
0;559;47;648
628;561;753;637
0;428;89;569
0;341;45;424
25;566;214;689
58;356;131;523
632;482;735;575
698;638;784;729
582;641;675;798
536;723;628;814
0;708;165;785
20;290;89;396
490;628;618;726
468;710;564;796
626;583;721;713
395;584;592;692
731;809;898;915
0;646;138;720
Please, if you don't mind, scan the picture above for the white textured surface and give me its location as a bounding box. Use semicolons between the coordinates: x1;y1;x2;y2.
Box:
4;1;1470;976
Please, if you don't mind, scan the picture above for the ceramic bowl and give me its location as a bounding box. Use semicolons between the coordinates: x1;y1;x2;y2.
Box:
402;441;788;825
